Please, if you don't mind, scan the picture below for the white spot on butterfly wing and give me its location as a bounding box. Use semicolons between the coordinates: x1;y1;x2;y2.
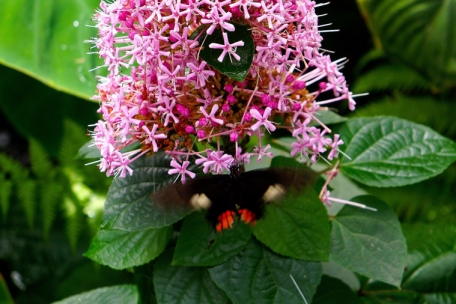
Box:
190;193;212;209
262;183;286;202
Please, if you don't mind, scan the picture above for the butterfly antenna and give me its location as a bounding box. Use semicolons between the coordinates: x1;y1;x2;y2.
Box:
289;274;308;304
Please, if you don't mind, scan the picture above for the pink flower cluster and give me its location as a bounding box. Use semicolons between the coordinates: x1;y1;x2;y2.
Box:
88;0;355;181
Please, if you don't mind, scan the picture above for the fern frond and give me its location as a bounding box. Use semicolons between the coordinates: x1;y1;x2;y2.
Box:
353;63;431;94
17;180;37;228
59;120;89;167
40;182;62;238
0;174;13;220
0;153;28;181
63;196;82;252
29;139;54;179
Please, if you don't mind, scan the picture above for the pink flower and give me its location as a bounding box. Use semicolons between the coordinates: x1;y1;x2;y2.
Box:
250;107;276;132
208;32;244;62
88;0;357;178
168;160;196;184
142;124;166;152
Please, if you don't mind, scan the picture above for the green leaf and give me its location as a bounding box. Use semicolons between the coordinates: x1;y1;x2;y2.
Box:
313;276;363;304
173;212;251;266
75;140;101;160
0;273;14;304
0;176;12;219
52;285;139;304
102;152;197;231
192;23;254;81
330;196;407;287
352;95;456;139
357;0;456;89
340;116;456;187
0;0;102;99
0;65;99;155
209;239;322;304
423;293;456;304
84;226;172;270
253;184;330;261
314;109;348;126
154;249;228;304
402;224;456;293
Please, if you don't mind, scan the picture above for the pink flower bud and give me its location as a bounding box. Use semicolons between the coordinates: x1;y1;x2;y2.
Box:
224;83;233;93
125;19;134;28
140;107;148;116
286;75;295;83
177;105;190;117
293;81;306;90
185;125;195;134
118;12;128;21
267;101;278;110
261;94;270;104
230;6;242;18
293;103;301;111
244;113;252;122
227;94;235;105
199;117;208;126
197;129;206;139
319;82;327;91
230;132;238;142
222;103;230;112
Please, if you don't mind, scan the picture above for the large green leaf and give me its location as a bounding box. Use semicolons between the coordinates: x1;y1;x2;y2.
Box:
52;285;139;304
153;249;228;304
191;22;254;81
84;226;172;270
360;224;456;303
340;116;456;187
209;239;322;304
102;152;197;231
0;273;14;304
331;196;407;287
253;185;330;261
172;212;251;266
357;0;456;89
0;0;102;99
402;224;456;293
0;65;99;155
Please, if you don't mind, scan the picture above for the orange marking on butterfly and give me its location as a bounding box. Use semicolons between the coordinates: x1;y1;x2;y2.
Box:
215;210;236;232
238;209;257;226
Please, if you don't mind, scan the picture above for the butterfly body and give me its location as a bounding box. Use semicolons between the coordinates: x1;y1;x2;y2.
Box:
152;162;317;231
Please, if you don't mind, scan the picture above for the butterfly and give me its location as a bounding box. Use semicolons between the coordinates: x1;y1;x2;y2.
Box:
152;161;317;232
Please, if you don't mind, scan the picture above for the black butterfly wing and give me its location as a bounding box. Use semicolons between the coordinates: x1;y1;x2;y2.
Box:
236;167;318;223
152;166;318;231
151;175;229;214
